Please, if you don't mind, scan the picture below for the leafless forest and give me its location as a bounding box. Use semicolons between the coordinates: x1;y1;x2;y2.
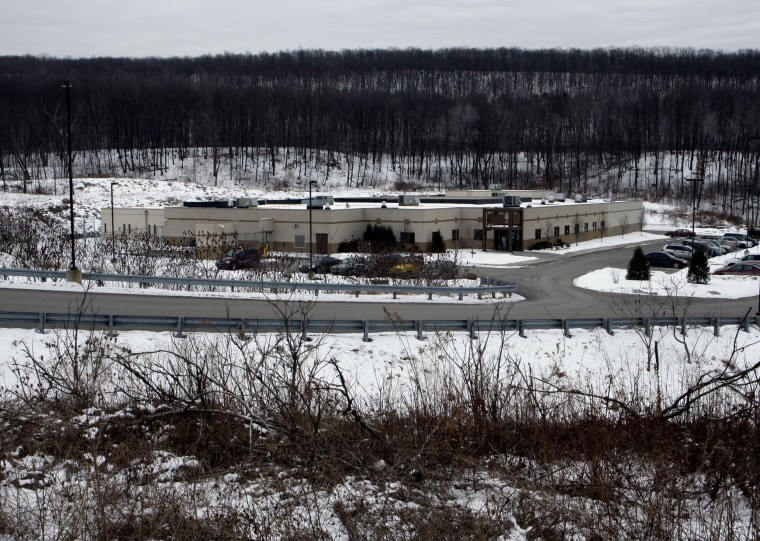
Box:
2;48;760;215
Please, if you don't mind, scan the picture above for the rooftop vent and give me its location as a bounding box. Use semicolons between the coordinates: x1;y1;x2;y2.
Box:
398;195;420;206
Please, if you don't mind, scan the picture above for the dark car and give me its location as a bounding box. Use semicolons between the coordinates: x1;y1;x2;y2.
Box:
665;228;696;238
713;262;760;276
215;248;262;270
682;239;719;257
299;256;342;274
645;251;688;269
331;256;370;276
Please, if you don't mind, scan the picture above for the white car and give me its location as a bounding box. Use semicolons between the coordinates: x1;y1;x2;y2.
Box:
725;253;760;266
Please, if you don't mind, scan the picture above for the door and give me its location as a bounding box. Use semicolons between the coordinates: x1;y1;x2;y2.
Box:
316;233;329;254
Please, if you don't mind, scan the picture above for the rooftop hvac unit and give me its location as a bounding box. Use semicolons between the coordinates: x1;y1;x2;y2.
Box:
236;197;258;208
398;195;420;206
502;195;522;207
303;195;334;209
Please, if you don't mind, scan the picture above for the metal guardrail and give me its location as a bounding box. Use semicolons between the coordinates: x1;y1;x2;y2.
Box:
0;268;517;300
0;311;754;342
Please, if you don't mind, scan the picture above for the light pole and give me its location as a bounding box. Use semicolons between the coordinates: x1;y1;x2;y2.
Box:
748;137;760;241
685;177;703;236
61;81;81;283
110;182;117;263
308;181;317;266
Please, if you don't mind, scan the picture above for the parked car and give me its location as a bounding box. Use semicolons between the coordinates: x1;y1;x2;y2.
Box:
682;239;719;257
299;256;342;274
725;253;760;266
331;256;370;276
662;244;694;260
645;251;688;269
703;239;730;255
215;248;262;270
665;228;696;238
723;232;757;249
716;237;738;250
713;262;760;276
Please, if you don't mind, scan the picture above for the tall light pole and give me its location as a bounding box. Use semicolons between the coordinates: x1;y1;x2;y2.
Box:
110;182;118;263
685;177;703;236
308;180;317;265
61;81;81;283
748;137;760;240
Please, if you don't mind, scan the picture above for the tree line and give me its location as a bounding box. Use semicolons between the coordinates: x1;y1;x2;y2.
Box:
2;47;760;208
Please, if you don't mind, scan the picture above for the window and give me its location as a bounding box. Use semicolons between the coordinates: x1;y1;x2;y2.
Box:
592;221;597;231
474;229;483;240
565;225;570;235
583;223;588;232
294;234;305;249
400;231;415;245
553;226;560;237
535;229;542;240
451;229;460;241
600;220;605;230
574;223;580;234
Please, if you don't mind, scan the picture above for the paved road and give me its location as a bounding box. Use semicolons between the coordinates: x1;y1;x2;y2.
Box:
1;238;757;322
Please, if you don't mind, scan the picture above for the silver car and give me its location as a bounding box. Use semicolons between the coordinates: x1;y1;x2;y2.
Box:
663;244;694;260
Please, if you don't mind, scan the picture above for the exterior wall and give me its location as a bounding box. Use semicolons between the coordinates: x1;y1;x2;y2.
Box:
101;207;165;237
107;199;643;254
522;200;643;248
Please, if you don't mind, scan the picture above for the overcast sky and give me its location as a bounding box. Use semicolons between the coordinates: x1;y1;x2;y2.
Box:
2;0;759;58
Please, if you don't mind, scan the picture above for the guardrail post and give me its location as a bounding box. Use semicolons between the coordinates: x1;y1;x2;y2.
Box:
37;312;46;334
108;314;118;337
468;320;478;340
393;291;397;299
459;287;463;301
416;320;425;341
713;317;720;337
680;317;687;336
301;319;312;341
174;317;186;338
645;318;651;337
363;320;372;342
428;292;433;301
518;320;525;338
563;319;571;338
237;319;250;341
744;317;751;333
605;318;614;335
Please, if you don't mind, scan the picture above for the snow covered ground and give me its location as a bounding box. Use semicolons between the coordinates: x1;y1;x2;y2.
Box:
2;176;760;397
3;174;760;539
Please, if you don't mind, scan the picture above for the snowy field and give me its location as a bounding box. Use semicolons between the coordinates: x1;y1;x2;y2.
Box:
3;172;760;539
2;177;760;407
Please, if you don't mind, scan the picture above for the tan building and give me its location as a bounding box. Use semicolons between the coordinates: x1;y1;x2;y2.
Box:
104;191;644;255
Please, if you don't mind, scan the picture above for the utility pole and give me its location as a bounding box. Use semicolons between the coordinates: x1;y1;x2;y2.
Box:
309;180;318;266
62;81;81;283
